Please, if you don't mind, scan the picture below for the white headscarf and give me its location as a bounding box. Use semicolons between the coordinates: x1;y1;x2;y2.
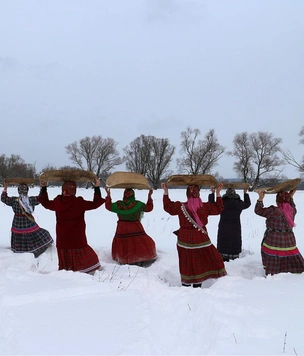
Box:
18;184;34;214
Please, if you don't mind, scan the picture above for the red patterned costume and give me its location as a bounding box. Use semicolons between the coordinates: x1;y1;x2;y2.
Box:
38;181;105;273
105;188;157;266
163;185;227;286
255;191;304;275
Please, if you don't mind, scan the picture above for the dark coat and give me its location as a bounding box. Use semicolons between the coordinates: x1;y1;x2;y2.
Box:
212;193;251;255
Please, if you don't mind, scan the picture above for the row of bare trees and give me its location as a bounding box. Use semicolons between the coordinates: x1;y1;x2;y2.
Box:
1;126;303;189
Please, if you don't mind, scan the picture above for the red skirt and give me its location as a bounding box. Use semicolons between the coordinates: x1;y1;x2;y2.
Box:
57;245;100;273
177;244;227;284
112;220;157;264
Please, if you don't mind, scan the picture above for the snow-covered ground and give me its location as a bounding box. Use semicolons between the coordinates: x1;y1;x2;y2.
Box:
1;186;304;356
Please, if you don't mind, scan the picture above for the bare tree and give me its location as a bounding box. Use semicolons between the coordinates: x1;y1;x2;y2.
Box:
123;135;152;175
228;131;284;188
124;135;175;189
177;127;225;175
227;132;255;182
281;125;304;173
65;136;123;182
0;154;36;183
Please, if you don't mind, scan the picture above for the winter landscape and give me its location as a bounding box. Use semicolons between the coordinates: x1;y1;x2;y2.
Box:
1;185;304;356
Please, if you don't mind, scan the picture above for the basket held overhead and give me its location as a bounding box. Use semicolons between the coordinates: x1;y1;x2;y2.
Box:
40;169;98;183
106;171;151;190
5;177;38;185
254;178;302;194
222;182;251;190
166;174;218;187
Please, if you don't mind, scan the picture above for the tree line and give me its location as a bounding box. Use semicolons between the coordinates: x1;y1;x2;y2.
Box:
1;126;304;190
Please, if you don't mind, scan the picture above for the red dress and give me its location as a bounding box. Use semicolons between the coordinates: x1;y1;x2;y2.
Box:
105;195;157;265
163;195;227;284
38;187;105;273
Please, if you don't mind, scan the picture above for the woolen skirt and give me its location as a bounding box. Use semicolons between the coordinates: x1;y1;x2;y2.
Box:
11;225;54;258
57;245;100;273
112;220;157;265
177;244;227;284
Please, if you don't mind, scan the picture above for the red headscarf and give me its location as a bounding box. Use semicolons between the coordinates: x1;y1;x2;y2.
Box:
186;185;200;198
62;181;77;196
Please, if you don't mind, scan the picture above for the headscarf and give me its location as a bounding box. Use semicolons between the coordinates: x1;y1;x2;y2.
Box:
111;189;145;219
222;188;240;200
18;184;34;214
62;181;77;196
276;191;295;227
185;185;203;226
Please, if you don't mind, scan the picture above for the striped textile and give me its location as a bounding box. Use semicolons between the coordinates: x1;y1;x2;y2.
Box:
111;220;157;264
57;246;101;273
1;191;53;257
255;200;304;275
163;195;227;285
106;195;157;265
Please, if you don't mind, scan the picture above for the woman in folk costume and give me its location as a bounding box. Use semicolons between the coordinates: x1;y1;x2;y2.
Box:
255;188;304;275
1;180;53;257
213;187;251;262
104;187;157;267
161;182;227;288
38;179;105;274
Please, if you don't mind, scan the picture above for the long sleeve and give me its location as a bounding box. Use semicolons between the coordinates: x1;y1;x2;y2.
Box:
203;197;224;216
243;193;251;209
208;193;215;203
105;195;112;211
163;194;181;215
1;191;14;206
38;187;56;211
144;196;153;212
82;188;105;210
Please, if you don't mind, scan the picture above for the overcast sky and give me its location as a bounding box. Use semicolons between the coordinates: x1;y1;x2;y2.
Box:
1;0;303;178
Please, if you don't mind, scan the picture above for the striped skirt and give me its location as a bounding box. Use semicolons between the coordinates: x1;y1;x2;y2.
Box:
57;246;101;274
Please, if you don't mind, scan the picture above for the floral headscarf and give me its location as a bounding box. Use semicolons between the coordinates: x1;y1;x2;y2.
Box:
111;189;145;219
116;189;136;210
62;181;77;196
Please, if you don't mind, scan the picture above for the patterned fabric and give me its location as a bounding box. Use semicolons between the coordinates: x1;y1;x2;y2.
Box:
57;246;100;273
186;185;200;198
18;184;29;195
1;190;53;257
62;181;77;196
38;187;105;249
216;193;251;256
116;189;136;210
163;194;227;284
255;199;304;275
106;195;157;265
38;187;105;273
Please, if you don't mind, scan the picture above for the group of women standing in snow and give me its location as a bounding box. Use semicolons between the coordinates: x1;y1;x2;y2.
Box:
2;177;304;286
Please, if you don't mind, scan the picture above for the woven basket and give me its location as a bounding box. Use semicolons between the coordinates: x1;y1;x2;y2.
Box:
40;169;98;183
255;178;302;194
223;182;250;190
106;171;151;190
5;177;38;185
166;174;218;187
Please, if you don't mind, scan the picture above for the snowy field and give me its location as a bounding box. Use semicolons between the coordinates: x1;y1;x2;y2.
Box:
1;186;304;356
